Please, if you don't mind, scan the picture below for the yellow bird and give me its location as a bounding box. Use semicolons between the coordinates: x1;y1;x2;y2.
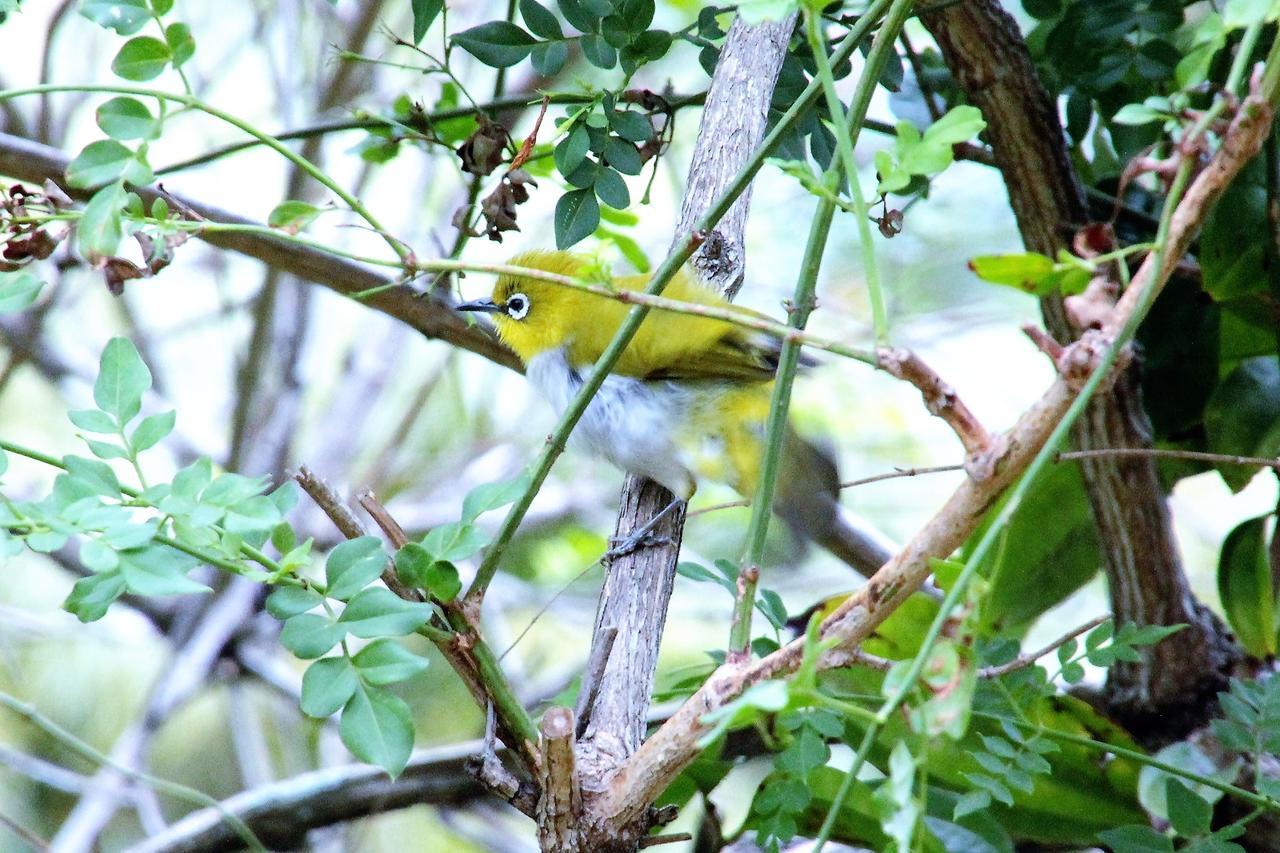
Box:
458;251;890;574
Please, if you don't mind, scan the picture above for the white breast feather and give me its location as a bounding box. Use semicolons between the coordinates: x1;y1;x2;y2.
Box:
526;349;698;498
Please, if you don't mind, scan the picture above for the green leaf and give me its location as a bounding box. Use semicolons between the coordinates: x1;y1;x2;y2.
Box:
85;439;129;460
280;612;345;659
94;337;152;424
424;559;461;602
164;22;195;66
63;571;127;622
452;21;537;68
151;0;173;14
555;188;599;249
393;542;433;587
609;110;652;143
1165;779;1212;838
981;462;1102;632
422;522;488;561
519;0;563;39
338;587;432;638
301;656;358;717
923;105;986;146
352;638;430;685
1217;515;1276;657
594;167;630;209
531;40;569;75
1097;825;1175;853
962;772;1014;807
63;455;121;497
118;544;209;596
462;471;531;522
1205;358;1280;491
554;125;591;178
777;725;829;775
1112;101;1168;126
77;181;127;260
111;36;173;81
0;271;45;314
558;0;601;32
340;682;414;777
325;536;387;601
95;97;160;140
411;0;443;43
80;0;150;34
580;33;617;68
80;538;120;572
66;140;151;189
129;410;175;452
968;252;1056;294
265;585;323;619
953;789;992;820
267;200;323;234
698;679;789;745
602;136;642;175
756;588;787;630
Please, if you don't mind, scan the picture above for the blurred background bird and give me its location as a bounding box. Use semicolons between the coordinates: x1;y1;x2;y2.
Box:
458;250;894;575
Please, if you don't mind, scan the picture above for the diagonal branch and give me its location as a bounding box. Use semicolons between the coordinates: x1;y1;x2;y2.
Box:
0;132;518;371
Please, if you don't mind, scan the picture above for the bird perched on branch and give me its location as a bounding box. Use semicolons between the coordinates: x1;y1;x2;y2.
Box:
458;250;891;575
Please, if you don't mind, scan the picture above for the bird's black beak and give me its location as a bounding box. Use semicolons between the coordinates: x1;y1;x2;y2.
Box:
456;298;503;314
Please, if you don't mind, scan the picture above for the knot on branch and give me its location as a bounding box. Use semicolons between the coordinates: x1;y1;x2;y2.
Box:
875;346;992;469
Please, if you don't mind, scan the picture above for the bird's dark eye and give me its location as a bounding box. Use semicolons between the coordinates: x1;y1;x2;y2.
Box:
506;293;530;320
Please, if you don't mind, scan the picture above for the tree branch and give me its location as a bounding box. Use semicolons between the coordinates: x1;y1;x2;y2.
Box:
123;741;495;853
0;132;519;371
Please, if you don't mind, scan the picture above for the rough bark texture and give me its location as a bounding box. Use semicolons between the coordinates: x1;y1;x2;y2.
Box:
921;0;1240;747
575;13;797;850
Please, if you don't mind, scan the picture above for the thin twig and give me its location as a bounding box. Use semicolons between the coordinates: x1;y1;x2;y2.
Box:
978;614;1110;678
839;464;965;489
355;489;410;549
1057;448;1280;470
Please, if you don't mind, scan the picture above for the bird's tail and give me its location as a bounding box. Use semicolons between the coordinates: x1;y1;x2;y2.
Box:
773;429;897;577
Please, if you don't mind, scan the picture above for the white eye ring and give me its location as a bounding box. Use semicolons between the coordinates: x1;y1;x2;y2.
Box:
506;293;530;320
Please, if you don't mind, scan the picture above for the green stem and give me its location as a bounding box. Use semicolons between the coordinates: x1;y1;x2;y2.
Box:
443;608;540;750
731;0;910;660
461;0;898;604
0;691;265;852
804;6;894;346
996;715;1279;812
150;92;704;176
1227;19;1264;97
730;178;838;655
0;84;406;260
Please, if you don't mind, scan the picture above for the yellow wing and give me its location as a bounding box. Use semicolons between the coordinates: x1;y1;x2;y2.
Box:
568;269;787;383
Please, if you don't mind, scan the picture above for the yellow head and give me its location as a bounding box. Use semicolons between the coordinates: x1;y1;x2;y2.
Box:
457;251;621;365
